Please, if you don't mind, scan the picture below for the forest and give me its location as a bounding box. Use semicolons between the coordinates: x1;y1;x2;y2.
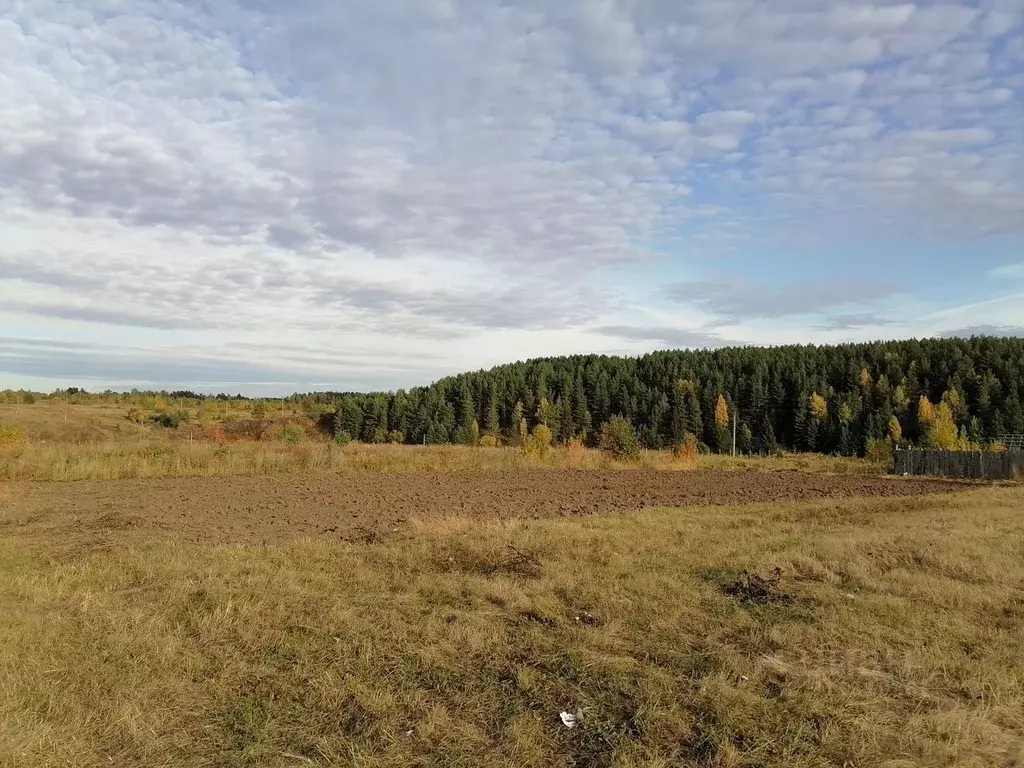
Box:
317;336;1024;455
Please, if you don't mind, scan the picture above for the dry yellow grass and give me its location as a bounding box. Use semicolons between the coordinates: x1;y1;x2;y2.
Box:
0;401;138;443
0;439;880;481
1;486;1022;766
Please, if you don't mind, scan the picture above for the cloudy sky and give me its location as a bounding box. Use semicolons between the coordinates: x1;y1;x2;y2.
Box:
2;0;1023;395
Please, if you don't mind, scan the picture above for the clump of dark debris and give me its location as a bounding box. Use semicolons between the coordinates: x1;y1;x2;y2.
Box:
486;545;542;576
722;567;792;605
437;544;542;578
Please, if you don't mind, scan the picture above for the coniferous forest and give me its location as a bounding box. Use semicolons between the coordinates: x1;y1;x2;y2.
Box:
318;337;1024;456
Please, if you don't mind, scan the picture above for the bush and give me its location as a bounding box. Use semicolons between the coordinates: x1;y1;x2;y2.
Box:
149;410;189;429
865;437;893;467
388;430;404;444
333;431;352;446
673;432;700;461
479;434;499;448
522;424;552;458
277;425;304;444
600;416;641;460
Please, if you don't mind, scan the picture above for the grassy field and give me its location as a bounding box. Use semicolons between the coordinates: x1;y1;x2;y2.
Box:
2;487;1022;767
0;439;882;482
0;399;881;481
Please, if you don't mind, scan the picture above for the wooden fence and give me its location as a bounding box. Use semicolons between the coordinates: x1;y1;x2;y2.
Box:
894;449;1024;480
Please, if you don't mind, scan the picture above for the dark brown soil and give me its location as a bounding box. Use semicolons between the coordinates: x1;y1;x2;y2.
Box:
2;470;964;547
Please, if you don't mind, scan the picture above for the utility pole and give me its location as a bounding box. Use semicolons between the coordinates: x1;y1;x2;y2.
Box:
732;408;737;457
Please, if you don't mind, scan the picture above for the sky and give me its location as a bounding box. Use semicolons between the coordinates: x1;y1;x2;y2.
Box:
1;0;1023;396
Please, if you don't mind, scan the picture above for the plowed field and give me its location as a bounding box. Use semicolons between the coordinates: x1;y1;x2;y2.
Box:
5;470;963;546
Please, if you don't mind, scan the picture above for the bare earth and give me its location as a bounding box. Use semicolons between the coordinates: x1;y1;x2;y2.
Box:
3;469;964;546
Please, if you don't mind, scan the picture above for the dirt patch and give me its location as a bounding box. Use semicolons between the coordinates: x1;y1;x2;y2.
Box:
2;470;962;546
722;568;792;605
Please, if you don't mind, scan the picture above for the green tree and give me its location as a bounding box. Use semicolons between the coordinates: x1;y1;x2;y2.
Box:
484;385;500;436
600;416;642;460
572;384;592;442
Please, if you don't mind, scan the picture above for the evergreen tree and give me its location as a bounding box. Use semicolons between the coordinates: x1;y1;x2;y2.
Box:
572;383;592;442
484;384;500;436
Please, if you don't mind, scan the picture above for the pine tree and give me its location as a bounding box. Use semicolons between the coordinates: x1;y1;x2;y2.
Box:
670;381;686;448
512;401;526;443
756;416;777;455
572;384;592;442
682;380;702;439
484;384;500;436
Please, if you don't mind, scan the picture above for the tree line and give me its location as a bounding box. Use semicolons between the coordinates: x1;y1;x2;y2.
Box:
6;337;1021;455
315;336;1024;455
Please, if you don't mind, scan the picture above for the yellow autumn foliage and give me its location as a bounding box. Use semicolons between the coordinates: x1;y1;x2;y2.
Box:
918;395;936;426
809;393;828;420
925;402;958;450
714;394;729;429
888;415;902;443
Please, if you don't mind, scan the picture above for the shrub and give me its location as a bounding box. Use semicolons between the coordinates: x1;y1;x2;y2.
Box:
865;437;893;467
522;424;552;458
673;432;700;461
600;416;641;460
388;430;404;444
479;434;499;448
277;425;304;444
566;437;586;455
149;410;189;429
333;431;352;446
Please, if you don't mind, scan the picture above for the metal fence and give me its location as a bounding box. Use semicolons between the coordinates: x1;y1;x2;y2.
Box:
894;448;1024;480
998;434;1024;451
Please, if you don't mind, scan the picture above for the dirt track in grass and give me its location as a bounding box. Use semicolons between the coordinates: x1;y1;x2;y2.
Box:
2;469;965;547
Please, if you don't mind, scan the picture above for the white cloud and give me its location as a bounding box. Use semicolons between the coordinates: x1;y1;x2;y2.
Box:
0;0;1021;392
906;127;996;145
